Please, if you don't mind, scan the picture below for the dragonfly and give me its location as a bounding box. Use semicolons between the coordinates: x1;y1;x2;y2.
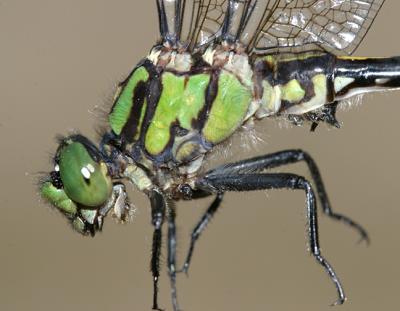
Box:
40;0;399;310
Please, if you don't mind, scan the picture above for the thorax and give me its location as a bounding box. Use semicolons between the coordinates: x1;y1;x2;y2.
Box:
108;44;257;186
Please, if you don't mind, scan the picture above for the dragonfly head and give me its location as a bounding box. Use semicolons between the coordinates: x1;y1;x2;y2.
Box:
40;135;115;236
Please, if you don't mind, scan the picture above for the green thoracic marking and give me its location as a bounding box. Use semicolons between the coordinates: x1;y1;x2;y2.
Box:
202;70;252;144
145;72;210;155
109;66;149;135
281;79;306;103
59;142;112;207
134;99;147;141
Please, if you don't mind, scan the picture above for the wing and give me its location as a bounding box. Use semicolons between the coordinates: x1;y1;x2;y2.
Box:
157;0;260;50
180;0;228;49
156;1;385;55
156;0;228;48
156;0;184;44
250;0;386;55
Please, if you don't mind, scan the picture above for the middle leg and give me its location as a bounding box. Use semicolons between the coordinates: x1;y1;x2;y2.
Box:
196;172;346;305
206;150;369;243
180;150;368;275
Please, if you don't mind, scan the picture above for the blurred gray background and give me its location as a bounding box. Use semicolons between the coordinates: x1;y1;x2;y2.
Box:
1;1;399;310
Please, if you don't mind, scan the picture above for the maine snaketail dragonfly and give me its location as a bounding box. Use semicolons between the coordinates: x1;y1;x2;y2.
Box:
40;1;399;310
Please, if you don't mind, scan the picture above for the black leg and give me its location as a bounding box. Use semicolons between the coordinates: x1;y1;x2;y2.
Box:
179;193;224;275
167;201;180;311
206;150;369;244
149;190;166;311
196;172;346;306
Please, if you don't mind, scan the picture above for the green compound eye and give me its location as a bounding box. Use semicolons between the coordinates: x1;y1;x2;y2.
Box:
40;136;115;235
58;141;112;207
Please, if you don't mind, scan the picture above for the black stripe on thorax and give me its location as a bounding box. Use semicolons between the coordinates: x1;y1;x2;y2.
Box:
193;68;220;132
134;60;163;149
131;59;216;166
120;80;147;143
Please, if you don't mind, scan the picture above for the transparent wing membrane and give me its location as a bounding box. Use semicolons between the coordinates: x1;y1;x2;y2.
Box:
252;0;385;55
183;0;229;49
156;0;385;54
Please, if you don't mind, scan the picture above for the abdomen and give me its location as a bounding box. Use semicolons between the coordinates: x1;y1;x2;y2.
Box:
253;52;400;118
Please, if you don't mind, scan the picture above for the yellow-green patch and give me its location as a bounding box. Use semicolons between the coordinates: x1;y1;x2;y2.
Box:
134;99;147;141
145;72;210;155
281;79;305;103
286;74;327;114
175;141;199;163
202;71;252;144
258;80;281;117
263;55;277;71
109;66;149;135
41;181;78;215
262;80;274;106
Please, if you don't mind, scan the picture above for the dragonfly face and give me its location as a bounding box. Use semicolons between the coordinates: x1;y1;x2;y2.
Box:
40;135;115;235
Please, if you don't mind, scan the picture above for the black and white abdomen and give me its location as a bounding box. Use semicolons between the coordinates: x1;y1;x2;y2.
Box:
251;52;400;121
